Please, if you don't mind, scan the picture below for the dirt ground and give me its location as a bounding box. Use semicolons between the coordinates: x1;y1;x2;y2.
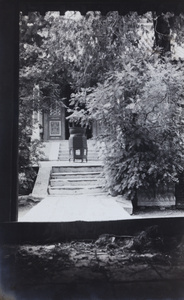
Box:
1;225;184;300
1;227;184;282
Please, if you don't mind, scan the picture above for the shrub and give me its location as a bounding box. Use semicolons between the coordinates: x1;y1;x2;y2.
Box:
68;55;184;199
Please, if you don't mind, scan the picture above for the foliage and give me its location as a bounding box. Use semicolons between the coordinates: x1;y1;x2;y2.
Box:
69;53;184;199
18;11;146;193
19;11;184;197
18;169;36;195
19;12;51;194
43;11;152;90
18;133;45;194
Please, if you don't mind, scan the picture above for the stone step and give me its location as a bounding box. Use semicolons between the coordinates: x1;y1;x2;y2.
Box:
58;152;99;158
58;148;98;151
58;158;100;162
59;140;97;146
52;165;103;173
58;141;100;162
51;171;102;179
48;185;105;195
58;154;100;158
50;177;105;187
58;150;98;154
48;162;105;196
58;154;99;159
59;142;97;146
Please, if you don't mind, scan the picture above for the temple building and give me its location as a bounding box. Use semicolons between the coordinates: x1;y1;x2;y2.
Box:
31;99;99;141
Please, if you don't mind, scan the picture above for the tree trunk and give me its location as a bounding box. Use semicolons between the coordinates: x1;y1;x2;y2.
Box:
152;12;171;55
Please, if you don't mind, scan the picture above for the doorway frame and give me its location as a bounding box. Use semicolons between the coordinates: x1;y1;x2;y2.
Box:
0;0;183;233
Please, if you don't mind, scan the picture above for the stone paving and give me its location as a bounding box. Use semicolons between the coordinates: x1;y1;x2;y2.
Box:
19;194;132;222
21;146;133;222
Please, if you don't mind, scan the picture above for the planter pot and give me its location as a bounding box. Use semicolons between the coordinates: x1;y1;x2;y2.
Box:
69;127;86;135
137;184;176;207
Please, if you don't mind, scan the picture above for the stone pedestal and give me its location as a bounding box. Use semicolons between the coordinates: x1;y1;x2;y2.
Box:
137;185;176;207
69;127;88;162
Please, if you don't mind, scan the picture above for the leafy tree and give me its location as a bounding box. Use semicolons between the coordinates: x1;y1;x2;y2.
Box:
19;10;184;199
69;54;184;199
19;12;50;194
67;12;184;201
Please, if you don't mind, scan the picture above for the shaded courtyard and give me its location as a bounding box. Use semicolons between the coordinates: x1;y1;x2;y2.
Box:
18;141;184;222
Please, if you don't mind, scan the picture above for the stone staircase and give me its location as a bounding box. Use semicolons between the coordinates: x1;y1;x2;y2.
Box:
57;139;100;161
48;165;106;196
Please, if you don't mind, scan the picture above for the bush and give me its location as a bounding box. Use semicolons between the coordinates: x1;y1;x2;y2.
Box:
18;167;38;195
68;55;184;200
18;139;45;195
